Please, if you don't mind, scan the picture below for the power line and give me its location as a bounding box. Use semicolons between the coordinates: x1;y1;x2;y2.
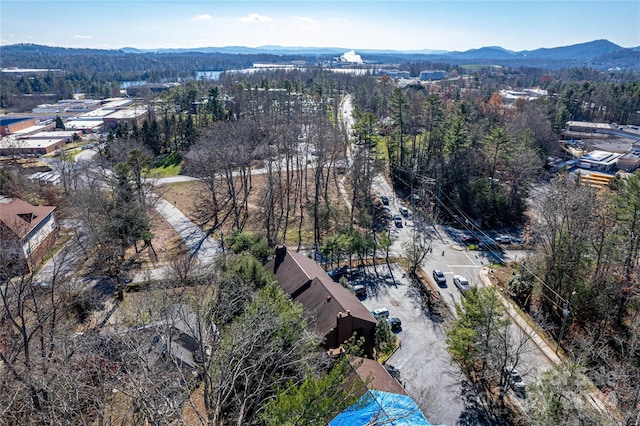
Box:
434;186;570;308
388;166;569;309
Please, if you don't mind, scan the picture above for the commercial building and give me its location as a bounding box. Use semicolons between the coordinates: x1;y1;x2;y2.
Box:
576;171;615;188
378;69;411;79
26;131;81;141
32;99;101;114
65;98;143;132
578;150;622;172
0;135;65;156
499;88;548;103
564;121;640;142
0;129;82;156
419;70;446;81
0;117;37;137
102;108;147;129
617;153;640;172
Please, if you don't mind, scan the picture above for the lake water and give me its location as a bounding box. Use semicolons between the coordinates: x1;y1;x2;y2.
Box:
196;70;222;80
120;80;146;88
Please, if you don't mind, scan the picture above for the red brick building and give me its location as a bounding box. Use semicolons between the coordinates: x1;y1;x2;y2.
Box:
0;117;37;137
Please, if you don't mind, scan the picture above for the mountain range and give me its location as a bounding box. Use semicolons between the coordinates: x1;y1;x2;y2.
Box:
2;39;639;71
119;39;628;59
119;39;638;70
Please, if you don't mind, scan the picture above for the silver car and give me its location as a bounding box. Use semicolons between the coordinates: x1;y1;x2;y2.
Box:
453;275;471;292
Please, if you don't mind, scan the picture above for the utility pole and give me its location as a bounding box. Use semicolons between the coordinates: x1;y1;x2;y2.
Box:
435;183;442;224
556;300;571;354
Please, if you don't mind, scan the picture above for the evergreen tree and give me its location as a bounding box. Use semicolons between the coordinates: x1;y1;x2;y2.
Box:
107;162;152;255
55;115;65;130
259;355;365;426
208;85;228;121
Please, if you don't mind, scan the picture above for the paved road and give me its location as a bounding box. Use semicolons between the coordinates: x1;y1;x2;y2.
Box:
75;147;98;162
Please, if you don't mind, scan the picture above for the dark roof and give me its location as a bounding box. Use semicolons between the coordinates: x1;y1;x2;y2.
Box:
353;357;407;396
161;304;201;352
355;358;407;395
0;117;31;127
0;197;55;240
267;248;375;338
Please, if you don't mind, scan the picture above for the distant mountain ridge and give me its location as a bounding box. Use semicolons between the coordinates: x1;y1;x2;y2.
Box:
113;40;640;70
117;39;629;58
2;39;639;71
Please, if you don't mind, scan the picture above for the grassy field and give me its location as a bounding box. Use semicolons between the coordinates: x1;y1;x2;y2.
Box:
148;162;181;177
147;152;182;177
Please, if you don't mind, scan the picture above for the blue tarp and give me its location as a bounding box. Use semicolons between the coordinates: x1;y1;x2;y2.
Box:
330;390;433;426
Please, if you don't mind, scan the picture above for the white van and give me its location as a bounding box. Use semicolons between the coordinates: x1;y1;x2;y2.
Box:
371;307;389;319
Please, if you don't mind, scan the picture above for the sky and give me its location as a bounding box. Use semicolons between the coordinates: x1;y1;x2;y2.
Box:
1;1;639;52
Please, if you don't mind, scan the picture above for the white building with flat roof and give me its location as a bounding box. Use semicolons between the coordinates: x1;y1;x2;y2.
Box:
26;131;81;140
64;119;104;132
0;136;66;155
102;98;134;109
578;150;622;172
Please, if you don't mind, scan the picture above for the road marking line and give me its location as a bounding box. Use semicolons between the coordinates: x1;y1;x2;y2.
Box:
462;251;479;266
447;265;483;268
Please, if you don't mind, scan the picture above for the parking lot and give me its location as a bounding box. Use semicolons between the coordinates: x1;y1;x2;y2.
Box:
350;263;499;425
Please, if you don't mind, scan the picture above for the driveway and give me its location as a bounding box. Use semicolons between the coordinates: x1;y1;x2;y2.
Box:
152;196;220;264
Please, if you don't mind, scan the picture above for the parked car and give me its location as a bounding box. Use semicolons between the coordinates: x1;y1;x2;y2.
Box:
393;214;403;228
399;206;409;217
373;219;388;232
462;234;480;244
371;307;389;319
503;366;526;394
328;266;349;279
432;269;447;286
381;195;390;205
352;284;366;297
387;317;402;331
453;275;471;292
495;235;512;244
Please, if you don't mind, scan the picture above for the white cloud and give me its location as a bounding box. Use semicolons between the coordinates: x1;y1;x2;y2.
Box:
239;13;273;23
193;14;212;22
297;16;316;23
74;34;93;39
